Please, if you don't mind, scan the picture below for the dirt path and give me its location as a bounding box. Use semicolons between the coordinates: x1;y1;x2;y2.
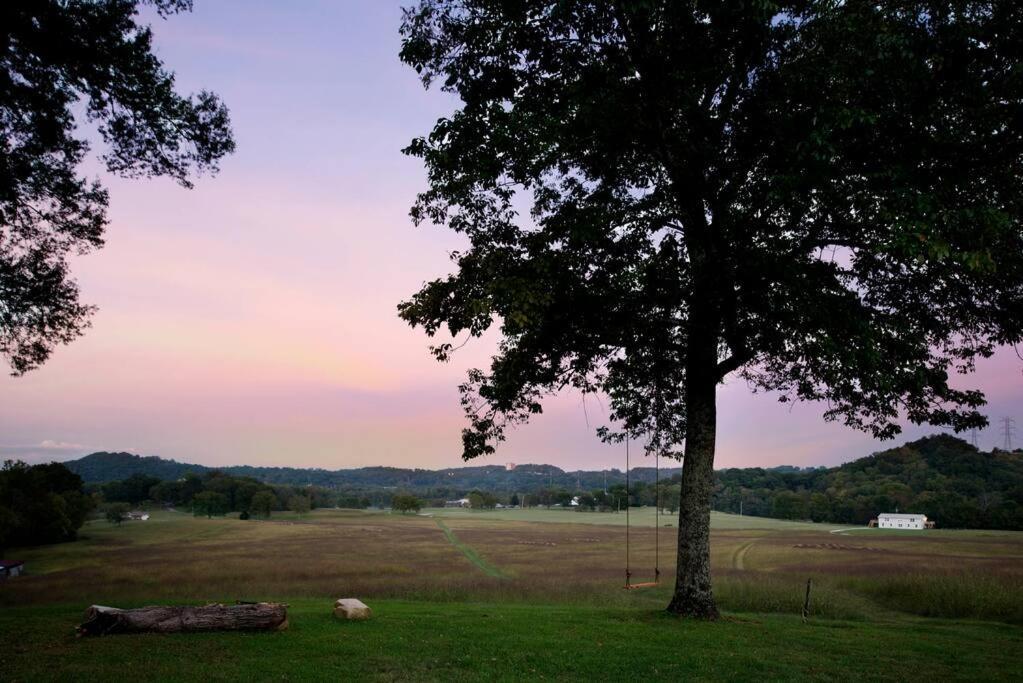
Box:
434;519;507;578
732;540;757;570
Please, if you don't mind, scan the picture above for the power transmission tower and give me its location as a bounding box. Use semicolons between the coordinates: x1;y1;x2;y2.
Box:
1000;417;1016;450
969;427;980;448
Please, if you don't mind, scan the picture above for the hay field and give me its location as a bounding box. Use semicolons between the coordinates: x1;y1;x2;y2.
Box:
2;509;1022;680
428;506;851;530
2;508;1021;623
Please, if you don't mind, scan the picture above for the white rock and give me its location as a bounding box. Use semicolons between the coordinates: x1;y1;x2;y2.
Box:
333;598;372;620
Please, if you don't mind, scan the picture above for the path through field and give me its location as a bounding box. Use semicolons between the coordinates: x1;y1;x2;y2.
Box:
731;540;757;570
434;518;507;578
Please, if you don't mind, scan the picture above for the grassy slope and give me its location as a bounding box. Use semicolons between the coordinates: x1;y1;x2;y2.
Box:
426;506;852;530
2;600;1021;682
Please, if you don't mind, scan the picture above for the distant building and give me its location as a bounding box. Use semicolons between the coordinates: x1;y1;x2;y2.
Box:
0;560;25;579
505;462;516;471
872;513;933;530
444;498;471;508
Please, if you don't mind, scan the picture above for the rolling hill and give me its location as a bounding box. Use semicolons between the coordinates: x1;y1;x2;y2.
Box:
63;434;1023;529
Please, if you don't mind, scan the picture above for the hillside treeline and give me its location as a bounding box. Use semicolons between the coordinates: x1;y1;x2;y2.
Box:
68;452;679;491
0;461;93;553
96;471;371;517
48;434;1023;532
711;436;1023;529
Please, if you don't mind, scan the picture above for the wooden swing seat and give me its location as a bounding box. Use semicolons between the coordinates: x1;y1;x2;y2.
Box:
624;581;659;590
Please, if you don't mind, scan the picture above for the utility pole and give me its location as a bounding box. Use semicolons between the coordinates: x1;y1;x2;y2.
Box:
739;498;743;517
1000;416;1016;450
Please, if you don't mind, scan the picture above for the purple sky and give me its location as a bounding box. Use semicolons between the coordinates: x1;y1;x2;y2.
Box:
1;1;1020;471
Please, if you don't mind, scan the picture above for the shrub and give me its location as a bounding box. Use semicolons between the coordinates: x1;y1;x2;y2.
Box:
392;494;423;514
288;495;311;516
106;503;130;525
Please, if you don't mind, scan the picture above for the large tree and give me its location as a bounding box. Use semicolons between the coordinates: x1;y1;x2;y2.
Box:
1;0;234;375
0;460;93;551
398;1;1023;617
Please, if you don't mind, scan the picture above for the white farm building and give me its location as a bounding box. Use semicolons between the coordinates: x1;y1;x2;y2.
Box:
874;513;931;530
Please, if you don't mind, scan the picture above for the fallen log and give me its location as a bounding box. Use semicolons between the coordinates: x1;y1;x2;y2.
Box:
78;602;288;636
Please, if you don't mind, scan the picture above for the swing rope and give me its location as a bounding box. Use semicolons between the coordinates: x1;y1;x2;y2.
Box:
625;430;631;587
624;430;660;590
655;446;660;582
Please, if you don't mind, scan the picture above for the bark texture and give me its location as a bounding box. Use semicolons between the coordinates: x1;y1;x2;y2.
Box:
667;322;721;618
77;602;288;636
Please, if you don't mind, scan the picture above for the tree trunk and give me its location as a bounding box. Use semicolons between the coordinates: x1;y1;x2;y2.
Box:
667;328;720;619
77;602;288;636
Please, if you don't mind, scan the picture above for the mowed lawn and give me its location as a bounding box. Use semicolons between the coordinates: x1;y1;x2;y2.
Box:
3;600;1021;682
2;509;1022;681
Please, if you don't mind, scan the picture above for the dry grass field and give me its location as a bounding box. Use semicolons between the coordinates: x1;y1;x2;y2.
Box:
2;508;1021;623
2;508;1023;680
431;506;851;530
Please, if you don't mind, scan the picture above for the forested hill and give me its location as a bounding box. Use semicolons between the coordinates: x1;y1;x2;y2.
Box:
65;435;1023;529
713;435;1023;529
65;451;681;490
67;452;202;483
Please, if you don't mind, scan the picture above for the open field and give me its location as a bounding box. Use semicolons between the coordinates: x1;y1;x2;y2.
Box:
428;506;855;531
2;509;1022;680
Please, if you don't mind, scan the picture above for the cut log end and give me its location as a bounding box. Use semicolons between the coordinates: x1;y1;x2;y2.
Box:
78;602;288;637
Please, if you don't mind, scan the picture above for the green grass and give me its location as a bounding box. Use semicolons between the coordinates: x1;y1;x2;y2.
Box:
426;507;852;531
1;600;1020;682
837;573;1023;623
434;518;507;578
3;509;1022;680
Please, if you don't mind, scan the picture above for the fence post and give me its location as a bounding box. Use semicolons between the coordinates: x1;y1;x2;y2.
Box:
802;578;813;623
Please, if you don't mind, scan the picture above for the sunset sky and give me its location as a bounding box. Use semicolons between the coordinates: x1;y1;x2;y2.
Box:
2;1;1020;472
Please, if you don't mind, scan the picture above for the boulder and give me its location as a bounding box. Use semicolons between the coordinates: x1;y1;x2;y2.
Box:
333;598;372;620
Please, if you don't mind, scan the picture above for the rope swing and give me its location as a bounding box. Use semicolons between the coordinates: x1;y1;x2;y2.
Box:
624;429;661;590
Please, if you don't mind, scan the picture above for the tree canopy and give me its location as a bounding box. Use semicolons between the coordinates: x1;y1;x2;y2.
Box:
714;435;1023;529
392;493;423;514
191;490;228;518
105;502;130;525
0;0;234;374
399;1;1023;617
0;460;93;552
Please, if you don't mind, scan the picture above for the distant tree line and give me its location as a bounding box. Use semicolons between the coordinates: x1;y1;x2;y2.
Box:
0;461;93;554
67;451;672;493
90;436;1023;530
6;434;1016;551
711;436;1023;530
93;470;371;519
